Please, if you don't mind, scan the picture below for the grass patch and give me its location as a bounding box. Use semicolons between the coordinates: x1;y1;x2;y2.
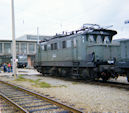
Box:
15;75;26;81
58;85;67;88
53;85;67;88
13;86;18;89
15;76;51;88
72;82;78;85
38;82;51;88
18;74;24;78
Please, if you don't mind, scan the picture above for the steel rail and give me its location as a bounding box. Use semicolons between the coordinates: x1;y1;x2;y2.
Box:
53;76;129;90
0;92;29;113
88;80;129;90
0;80;82;113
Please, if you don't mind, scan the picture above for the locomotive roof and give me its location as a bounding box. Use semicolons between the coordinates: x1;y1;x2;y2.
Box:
40;24;117;44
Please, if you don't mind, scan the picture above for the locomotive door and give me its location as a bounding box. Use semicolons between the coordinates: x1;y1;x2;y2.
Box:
104;45;111;60
72;38;78;61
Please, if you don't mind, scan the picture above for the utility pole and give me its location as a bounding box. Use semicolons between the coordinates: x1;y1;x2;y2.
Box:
11;0;17;78
37;27;39;44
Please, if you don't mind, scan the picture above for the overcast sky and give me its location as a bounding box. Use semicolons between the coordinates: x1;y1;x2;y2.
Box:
0;0;129;40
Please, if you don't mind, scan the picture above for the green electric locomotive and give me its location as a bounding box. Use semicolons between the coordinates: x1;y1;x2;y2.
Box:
34;24;124;81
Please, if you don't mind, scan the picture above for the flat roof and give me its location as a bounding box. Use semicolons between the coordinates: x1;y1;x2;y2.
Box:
0;39;37;42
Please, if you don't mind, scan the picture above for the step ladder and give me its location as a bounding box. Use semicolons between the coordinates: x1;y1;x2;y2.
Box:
72;61;80;78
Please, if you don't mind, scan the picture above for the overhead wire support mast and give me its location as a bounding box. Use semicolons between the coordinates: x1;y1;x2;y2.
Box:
37;27;39;44
11;0;17;78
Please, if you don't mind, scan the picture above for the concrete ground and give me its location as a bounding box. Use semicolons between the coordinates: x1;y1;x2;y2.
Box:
0;68;41;76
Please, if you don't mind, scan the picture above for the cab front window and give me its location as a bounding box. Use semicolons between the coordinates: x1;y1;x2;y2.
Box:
88;35;95;43
96;35;102;43
104;36;110;44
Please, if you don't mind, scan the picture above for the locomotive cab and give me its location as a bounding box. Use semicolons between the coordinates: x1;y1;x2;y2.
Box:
83;28;118;81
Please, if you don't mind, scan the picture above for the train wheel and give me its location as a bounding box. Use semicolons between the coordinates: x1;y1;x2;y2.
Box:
101;72;109;82
37;67;44;75
42;67;50;76
60;69;67;77
81;68;90;80
102;77;108;82
89;68;99;80
40;68;45;76
57;68;62;76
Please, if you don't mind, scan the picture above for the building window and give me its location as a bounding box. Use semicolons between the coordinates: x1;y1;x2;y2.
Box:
0;43;2;53
21;43;27;54
62;41;66;48
29;43;35;53
4;43;11;54
16;43;19;53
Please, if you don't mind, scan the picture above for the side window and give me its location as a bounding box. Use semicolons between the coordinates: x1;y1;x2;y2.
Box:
85;34;88;41
62;41;66;48
54;43;57;50
67;40;71;48
73;38;77;47
44;45;47;51
47;44;51;50
51;43;58;50
81;36;85;43
41;45;44;50
51;44;54;50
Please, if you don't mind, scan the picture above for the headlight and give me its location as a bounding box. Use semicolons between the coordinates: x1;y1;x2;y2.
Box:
107;60;114;64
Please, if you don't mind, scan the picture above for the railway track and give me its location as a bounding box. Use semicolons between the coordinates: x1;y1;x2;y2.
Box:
0;97;19;113
87;80;129;90
0;80;82;113
42;75;129;90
